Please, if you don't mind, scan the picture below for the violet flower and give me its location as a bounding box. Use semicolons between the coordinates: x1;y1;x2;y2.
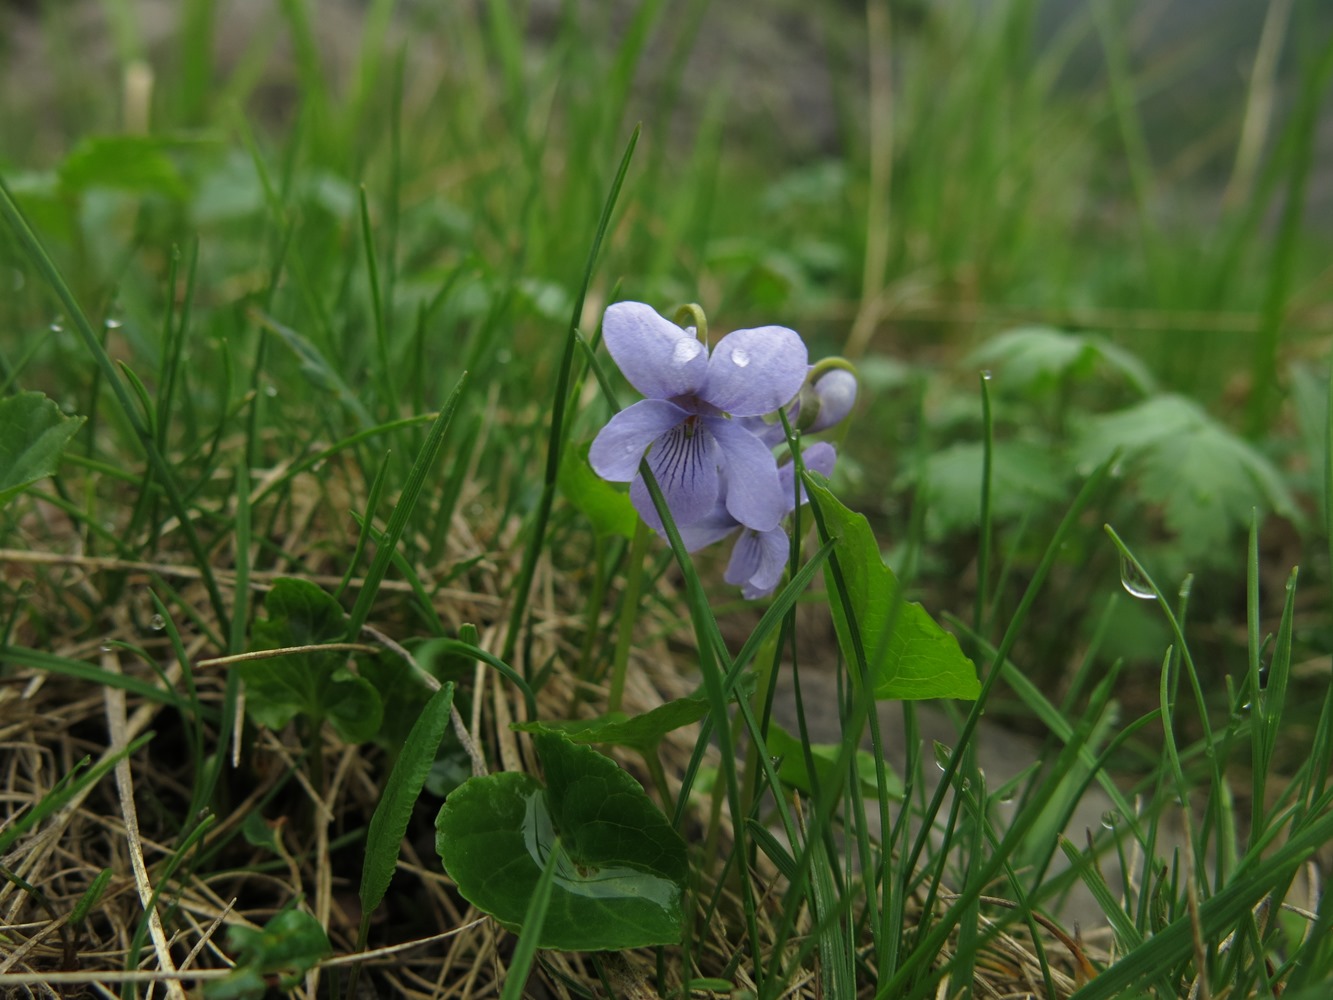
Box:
589;301;809;532
678;442;837;600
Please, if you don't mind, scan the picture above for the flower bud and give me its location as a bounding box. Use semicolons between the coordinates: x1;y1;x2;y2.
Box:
796;364;858;432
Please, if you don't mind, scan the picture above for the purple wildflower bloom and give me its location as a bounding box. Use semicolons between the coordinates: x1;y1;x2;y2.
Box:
589;301;809;532
678;442;837;600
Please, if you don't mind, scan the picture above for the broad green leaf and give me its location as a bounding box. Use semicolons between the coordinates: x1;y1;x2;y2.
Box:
0;392;85;507
559;440;637;540
1076;395;1304;563
241;578;382;742
909;439;1070;538
766;722;903;800
360;682;456;921
435;732;688;950
969;326;1155;395
807;481;979;701
205;908;331;1000
57;135;188;198
359;651;435;748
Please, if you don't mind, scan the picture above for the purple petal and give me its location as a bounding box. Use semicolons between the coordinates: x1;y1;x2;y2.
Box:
629;419;719;531
725;527;790;599
702;325;809;417
602;301;709;400
589;399;689;481
705;417;784;531
675;500;739;552
777;442;838;509
808;369;858;431
737;414;788;448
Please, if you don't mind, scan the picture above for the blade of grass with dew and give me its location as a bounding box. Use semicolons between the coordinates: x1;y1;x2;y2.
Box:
501;124;639;667
0;177;231;636
878;457;1117;998
344;373;466;641
1070;803;1333;1000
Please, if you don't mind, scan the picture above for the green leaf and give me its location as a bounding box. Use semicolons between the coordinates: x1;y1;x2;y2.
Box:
205;908;331;1000
57;135;189;198
969;326;1155;395
766;722;903;800
359;651;435;748
807;480;980;701
360;682;456;921
241;578;382;742
1076;395;1304;563
910;439;1070;538
0;392;85;507
558;440;637;540
511;684;721;753
435;732;688;950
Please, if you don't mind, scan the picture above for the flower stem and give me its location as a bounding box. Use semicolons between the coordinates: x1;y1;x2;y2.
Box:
608;519;651;714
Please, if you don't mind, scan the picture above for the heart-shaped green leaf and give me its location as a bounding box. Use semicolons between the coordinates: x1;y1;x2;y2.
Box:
807;480;979;701
435;732;688;951
241;578;382;742
0;392;85;507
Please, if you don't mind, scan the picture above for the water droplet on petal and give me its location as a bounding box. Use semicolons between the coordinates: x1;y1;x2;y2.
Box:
149;613;166;631
732;348;751;368
672;338;704;366
1119;555;1155;599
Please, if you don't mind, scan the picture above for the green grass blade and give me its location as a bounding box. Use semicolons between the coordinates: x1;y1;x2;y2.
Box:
500;836;563;1000
358;681;456;935
502;124;640;666
0;733;154;857
0;177;231;636
345;373;467;640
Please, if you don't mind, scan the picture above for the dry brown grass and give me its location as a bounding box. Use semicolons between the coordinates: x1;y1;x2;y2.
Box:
0;470;1104;999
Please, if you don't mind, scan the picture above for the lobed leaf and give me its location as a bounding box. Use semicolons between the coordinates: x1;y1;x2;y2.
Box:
0;392;85;507
241;578;382;742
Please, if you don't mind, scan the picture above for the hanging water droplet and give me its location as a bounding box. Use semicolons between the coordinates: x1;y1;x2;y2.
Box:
263;384;278;398
933;741;952;772
980;369;993;381
99;640;114;652
49;318;64;333
1119;556;1155;599
995;789;1017;807
672;338;704;366
732;348;751;368
149;613;166;631
104;317;123;330
1101;810;1120;830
